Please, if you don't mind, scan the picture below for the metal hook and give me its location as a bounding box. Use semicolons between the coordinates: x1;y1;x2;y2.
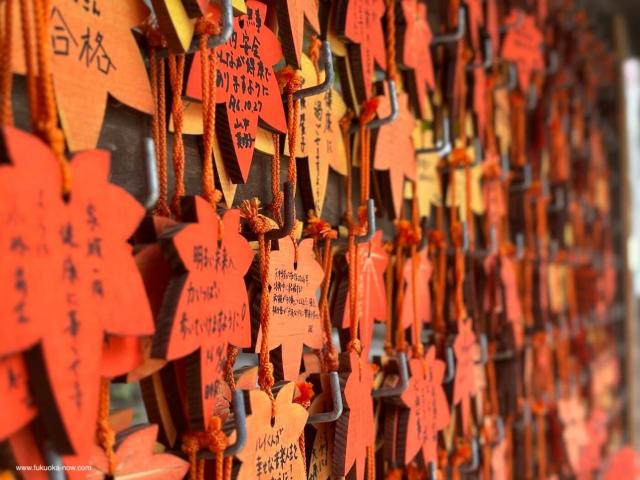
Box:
547;186;565;213
493;416;505;446
443;346;456;384
143;138;160;211
356;198;377;244
500;9;525;33
223;390;248;456
291;41;334;100
431;6;466;45
546;49;559;76
466;38;493;71
509;163;532;192
243;182;296;241
458;438;480;473
462;221;470;253
416;116;452;156
156;0;234;58
368;80;399;129
474;334;488;365
307;372;344;424
494;63;518;91
515;233;525;260
373;352;409;398
426;462;438;480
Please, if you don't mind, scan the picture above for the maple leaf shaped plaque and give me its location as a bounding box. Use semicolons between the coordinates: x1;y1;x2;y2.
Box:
400;247;432;331
0;354;35;441
501;11;544;93
333;351;375;480
235;382;309;479
276;0;320;69
152;197;253;429
253;237;324;381
465;0;484;51
398;0;435;119
396;347;450;465
335;0;387;101
558;392;589;474
453;318;478;435
185;0;287;183
333;231;389;358
11;0;153;151
86;424;189;479
291;54;349;215
0;126;154;457
373;88;417;218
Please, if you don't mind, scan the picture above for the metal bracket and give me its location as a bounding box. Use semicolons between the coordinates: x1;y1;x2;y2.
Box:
372;352;409;398
474;334;488;365
443;346;456;384
143;138;160;211
307;372;344;424
416;116;452;156
223;390;248;456
292;41;334;101
494;63;518;91
431;7;466;45
458;437;480;473
466;38;493;71
243;182;296;241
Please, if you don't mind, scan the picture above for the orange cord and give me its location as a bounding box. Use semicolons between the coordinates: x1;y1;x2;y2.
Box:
181;416;230;480
168;54;186;216
385;0;398;83
409;181;423;358
96;378;116;475
308;35;322;83
0;0;14;125
196;15;223;207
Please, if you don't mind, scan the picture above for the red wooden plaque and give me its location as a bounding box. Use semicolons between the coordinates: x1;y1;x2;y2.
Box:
276;0;320;69
0;354;35;441
185;0;287;183
400;247;432;331
151;197;253;429
398;0;435;119
335;0;387;101
453;317;478;435
501;11;544;92
0;126;154;458
465;0;484;51
333;350;375;480
254;237;324;381
558;392;589;475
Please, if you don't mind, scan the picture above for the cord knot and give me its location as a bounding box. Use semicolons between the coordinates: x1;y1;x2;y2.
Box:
305;211;337;240
278;66;303;95
293;381;315;409
141;20;167;49
359;97;380;126
239;198;278;234
195;14;221;36
395;219;421;247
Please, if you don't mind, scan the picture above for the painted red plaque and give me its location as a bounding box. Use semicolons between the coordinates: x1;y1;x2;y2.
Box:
86;425;189;479
558;392;589;475
333;350;375;480
185;0;287;183
151;197;253;429
453;317;478;435
336;0;387;100
465;0;484;51
255;237;324;381
501;11;544;92
604;447;640;480
473;67;487;141
373;89;417;218
399;347;450;465
0;354;35;441
500;255;524;348
12;0;153;152
400;248;432;330
0;126;154;458
340;231;389;358
398;0;434;119
276;0;320;69
235;382;309;479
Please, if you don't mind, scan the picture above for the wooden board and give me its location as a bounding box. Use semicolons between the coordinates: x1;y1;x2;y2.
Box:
399;247;432;330
276;0;320;69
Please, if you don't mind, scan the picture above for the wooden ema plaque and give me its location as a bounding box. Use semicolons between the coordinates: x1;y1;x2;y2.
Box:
500;10;544;92
333;351;375;480
398;0;435;119
84;424;189;479
0;126;154;458
453;318;478;435
275;0;320;69
386;347;450;466
0;354;35;441
235;382;308;479
292;54;349;215
150;0;195;53
465;0;484;51
372;86;417;219
11;0;153;152
150;198;253;430
558;392;589;475
413;127;442;218
577;408;608;477
252;237;324;381
399;247;432;331
185;0;287;183
331;231;389;358
334;0;387;102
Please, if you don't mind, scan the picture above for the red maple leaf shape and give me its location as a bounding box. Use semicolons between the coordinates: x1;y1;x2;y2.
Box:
341;231;389;358
400;247;432;331
473;67;487;141
255;237;324;381
185;1;287;183
339;0;387;100
0;354;35;440
465;0;484;51
501;11;544;92
604;447;640;480
400;347;450;465
86;424;189;479
152;197;253;429
334;351;375;480
453;318;478;435
399;0;435;119
499;255;524;348
276;0;321;69
373;89;417;218
0;126;154;457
